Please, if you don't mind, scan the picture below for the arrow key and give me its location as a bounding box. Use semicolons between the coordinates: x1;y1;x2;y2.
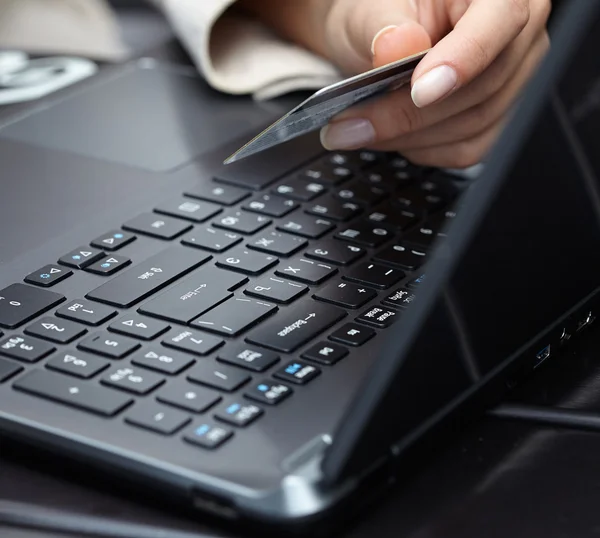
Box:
109;315;170;340
25;265;72;288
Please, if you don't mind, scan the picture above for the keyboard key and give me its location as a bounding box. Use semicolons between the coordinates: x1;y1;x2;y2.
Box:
108;315;169;340
162;329;224;356
392;188;446;215
25;265;72;288
272;178;326;201
181;227;242;253
274;360;320;385
313;281;377;309
185;183;250;206
0;284;64;329
301;341;348;365
336;221;393;247
87;247;210;308
191;297;277;336
25;317;87;344
332;150;383;170
330;323;375;346
275;258;337;285
242;195;298;217
85;255;131;276
78;332;140;359
213;211;271;235
366;203;419;231
382;288;416;309
123;213;192;240
58;247;104;269
0;335;54;363
217;345;279;372
344;263;405;289
184;422;233;449
358;170;399;191
215;401;263;427
245;381;292;405
247;302;346;353
403;217;449;249
46;350;110;379
247;231;307;257
304;241;365;266
102;366;164;394
131;348;195;375
91;230;136;251
187;363;251;392
157;382;221;413
155;199;221;223
56;299;117;326
299;161;353;185
277;215;335;239
244;277;307;304
14;370;132;416
0;357;23;382
216;247;278;276
139;266;245;324
125;403;190;435
373;244;428;271
334;181;386;205
305;197;362;221
407;273;426;289
357;306;398;328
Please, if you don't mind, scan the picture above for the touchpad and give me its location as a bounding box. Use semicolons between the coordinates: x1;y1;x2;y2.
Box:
0;63;275;172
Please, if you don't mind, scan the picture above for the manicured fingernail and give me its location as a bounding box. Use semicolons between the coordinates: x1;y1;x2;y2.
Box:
411;65;458;108
320;119;376;150
371;25;398;56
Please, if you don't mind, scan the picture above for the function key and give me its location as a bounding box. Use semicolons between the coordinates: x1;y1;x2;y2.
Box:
108;315;170;341
245;380;292;405
58;247;104;269
305;197;362;222
242;195;299;218
366;202;419;231
91;230;136;252
216;247;278;276
382;288;416;309
46;350;110;379
330;323;375;346
333;182;386;205
335;221;394;247
244;277;307;304
181;227;242;253
313;281;376;309
156;382;221;413
0;334;54;363
123;213;192;240
275;258;337;285
56;299;117;326
247;231;307;257
185;183;250;206
301;341;348;365
184;422;233;449
187;362;251;392
217;345;279;372
274;360;320;385
155;198;221;223
85;255;131;276
304;240;365;266
0;357;23;382
25;316;87;344
131;347;194;375
0;284;64;330
25;265;72;288
277;215;335;239
344;263;405;289
215;401;263;427
357;306;398;328
101;366;164;395
272;178;326;201
373;244;427;271
78;331;140;359
162;329;224;356
125;403;190;435
213;211;271;235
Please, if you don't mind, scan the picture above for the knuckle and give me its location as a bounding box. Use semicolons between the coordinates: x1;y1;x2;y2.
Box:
465;102;496;134
382;102;423;139
452;142;482;169
507;0;531;30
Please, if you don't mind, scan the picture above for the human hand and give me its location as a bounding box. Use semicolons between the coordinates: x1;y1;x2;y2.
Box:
319;0;551;168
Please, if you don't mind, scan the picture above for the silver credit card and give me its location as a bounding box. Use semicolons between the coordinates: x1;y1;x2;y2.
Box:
224;50;428;165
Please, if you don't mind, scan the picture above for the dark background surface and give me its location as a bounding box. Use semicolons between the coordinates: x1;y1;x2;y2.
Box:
2;1;600;536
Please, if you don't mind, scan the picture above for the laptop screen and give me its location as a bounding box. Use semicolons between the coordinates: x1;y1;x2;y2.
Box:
323;0;600;483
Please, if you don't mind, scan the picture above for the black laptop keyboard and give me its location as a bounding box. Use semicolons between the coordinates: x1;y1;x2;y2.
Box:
0;151;459;450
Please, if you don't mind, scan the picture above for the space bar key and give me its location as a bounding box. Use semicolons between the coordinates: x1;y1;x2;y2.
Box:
86;247;211;308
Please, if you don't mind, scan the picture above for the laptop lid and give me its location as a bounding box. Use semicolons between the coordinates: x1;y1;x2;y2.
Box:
322;0;600;485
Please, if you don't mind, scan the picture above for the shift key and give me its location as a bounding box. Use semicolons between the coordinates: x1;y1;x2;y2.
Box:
247;302;345;353
87;247;211;308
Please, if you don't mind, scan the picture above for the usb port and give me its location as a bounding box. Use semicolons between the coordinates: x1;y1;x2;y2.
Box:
576;311;596;332
534;345;551;368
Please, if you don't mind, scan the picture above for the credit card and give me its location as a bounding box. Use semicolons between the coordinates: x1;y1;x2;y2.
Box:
224;50;428;165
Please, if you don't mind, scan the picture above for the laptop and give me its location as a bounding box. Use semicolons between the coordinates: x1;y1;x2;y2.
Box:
0;0;598;531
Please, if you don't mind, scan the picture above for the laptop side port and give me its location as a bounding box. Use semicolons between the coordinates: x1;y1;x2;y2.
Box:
533;345;551;369
576;311;596;332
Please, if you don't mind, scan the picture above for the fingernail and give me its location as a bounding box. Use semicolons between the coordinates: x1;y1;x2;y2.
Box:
411;65;458;108
371;25;398;56
320;119;376;150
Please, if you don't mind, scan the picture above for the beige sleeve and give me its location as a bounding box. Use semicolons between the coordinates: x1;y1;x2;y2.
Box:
158;0;342;100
